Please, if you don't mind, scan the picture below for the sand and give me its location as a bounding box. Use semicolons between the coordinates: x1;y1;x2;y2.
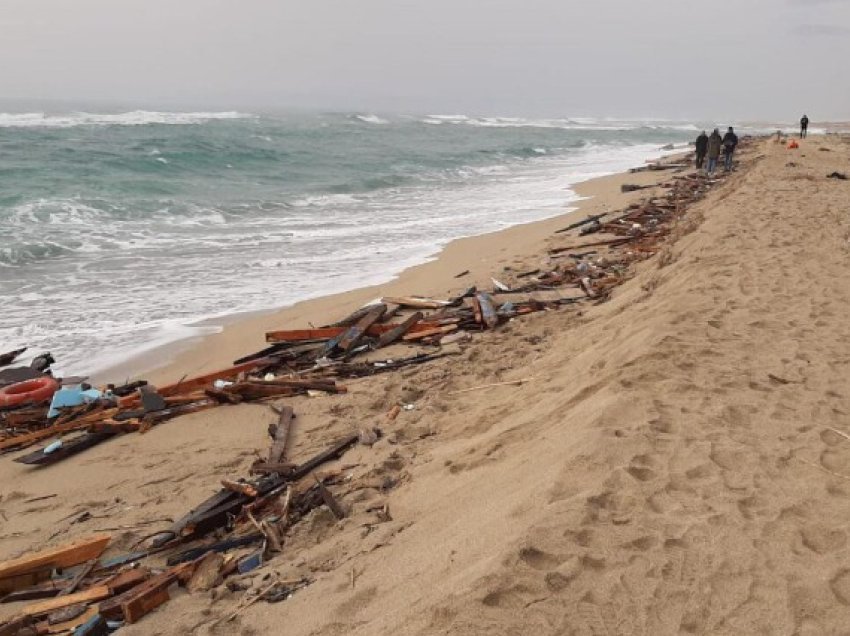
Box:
4;134;850;635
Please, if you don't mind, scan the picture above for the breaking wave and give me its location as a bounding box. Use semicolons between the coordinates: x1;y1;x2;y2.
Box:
0;110;252;128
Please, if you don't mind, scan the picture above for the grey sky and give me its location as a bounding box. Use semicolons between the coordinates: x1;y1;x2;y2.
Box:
1;0;848;119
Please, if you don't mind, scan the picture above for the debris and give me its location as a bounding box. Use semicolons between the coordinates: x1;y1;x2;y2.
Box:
827;171;847;180
448;378;535;395
454;270;470;278
0;347;27;368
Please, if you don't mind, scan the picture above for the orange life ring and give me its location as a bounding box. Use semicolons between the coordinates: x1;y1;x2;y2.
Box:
0;377;60;409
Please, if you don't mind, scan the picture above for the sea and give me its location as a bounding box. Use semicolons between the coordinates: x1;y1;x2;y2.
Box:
0;110;712;377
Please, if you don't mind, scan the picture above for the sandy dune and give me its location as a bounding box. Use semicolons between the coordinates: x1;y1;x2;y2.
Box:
4;135;850;635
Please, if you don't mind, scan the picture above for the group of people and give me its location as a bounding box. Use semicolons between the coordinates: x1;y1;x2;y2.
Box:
694;127;738;174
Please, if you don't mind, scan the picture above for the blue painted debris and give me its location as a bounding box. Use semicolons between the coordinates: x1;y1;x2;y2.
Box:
48;385;103;418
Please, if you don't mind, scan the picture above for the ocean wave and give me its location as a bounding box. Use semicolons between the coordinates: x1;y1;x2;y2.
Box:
352;114;390;125
0;110;252;129
420;115;699;132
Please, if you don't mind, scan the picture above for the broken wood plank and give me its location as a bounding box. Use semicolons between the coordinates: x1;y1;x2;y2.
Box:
548;236;635;254
268;406;294;465
121;586;169;624
19;586;110;618
380;296;451;310
98;563;192;621
186;553;225;593
221;480;258;498
554;213;607;234
376;311;423;348
0;347;27;368
249;461;296;476
314;476;346;519
326;303;385;328
476;293;499;329
118;358;275;406
102;568;151;596
0;534;110;583
57;561;96;597
338;305;386;354
401;325;457;341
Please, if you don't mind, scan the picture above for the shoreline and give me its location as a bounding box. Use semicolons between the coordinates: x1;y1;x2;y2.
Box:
99;154;686;386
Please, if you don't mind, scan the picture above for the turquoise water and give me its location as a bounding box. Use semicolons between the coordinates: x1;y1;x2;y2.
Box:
0;111;696;375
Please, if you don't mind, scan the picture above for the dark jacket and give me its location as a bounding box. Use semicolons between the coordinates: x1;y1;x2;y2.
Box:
707;132;722;159
695;133;708;154
722;132;738;155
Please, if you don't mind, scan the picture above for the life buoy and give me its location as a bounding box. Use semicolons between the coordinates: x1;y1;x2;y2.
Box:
0;377;60;409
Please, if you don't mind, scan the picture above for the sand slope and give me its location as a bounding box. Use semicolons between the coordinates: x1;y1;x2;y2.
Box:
4;136;850;635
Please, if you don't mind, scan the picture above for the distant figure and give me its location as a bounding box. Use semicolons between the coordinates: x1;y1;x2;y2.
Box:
695;131;709;170
706;129;722;174
722;127;739;172
800;114;809;139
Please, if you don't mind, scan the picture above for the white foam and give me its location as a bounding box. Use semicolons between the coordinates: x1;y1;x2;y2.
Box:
353;114;390;125
0;110;252;128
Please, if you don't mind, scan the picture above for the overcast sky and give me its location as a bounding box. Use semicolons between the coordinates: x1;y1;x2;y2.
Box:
1;0;848;120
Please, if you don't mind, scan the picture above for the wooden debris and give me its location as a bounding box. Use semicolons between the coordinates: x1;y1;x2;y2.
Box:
0;348;27;368
314;476;346;519
338;304;386;355
448;378;534;395
267;405;294;465
0;534;110;589
376;311;423;348
186;553;225;593
19;586;110;618
381;296;450;310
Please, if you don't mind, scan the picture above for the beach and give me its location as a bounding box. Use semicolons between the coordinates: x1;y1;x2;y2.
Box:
4;132;850;635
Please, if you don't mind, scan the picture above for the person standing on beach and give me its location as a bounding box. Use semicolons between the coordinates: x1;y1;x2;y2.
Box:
695;131;708;170
706;128;722;174
800;114;809;138
722;127;738;172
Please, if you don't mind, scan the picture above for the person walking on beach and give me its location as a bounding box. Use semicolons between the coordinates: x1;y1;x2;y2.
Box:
722;127;738;172
706;128;722;174
695;131;708;170
800;114;809;138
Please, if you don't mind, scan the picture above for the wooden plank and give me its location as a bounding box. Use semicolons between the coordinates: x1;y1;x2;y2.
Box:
41;605;99;634
117;358;274;406
314;476;346;519
266;321;442;344
121;586;169;624
98;563;191;621
381;296;450;310
20;585;110;618
376;312;423;348
0;579;65;603
0;534;110;582
380;303;401;322
268;406;294;465
102;568;151;595
476;293;498;329
0;570;53;595
338;305;386;354
401;325;457;341
469;296;482;324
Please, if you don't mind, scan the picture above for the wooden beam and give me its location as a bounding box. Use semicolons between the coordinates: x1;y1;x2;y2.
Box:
338;305;386;354
19;585;110;618
376;312;423;348
476;293;499;329
268;406;294;465
0;534;110;582
266;321;441;344
380;296;450;309
401;325;457;341
118;358;275;406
